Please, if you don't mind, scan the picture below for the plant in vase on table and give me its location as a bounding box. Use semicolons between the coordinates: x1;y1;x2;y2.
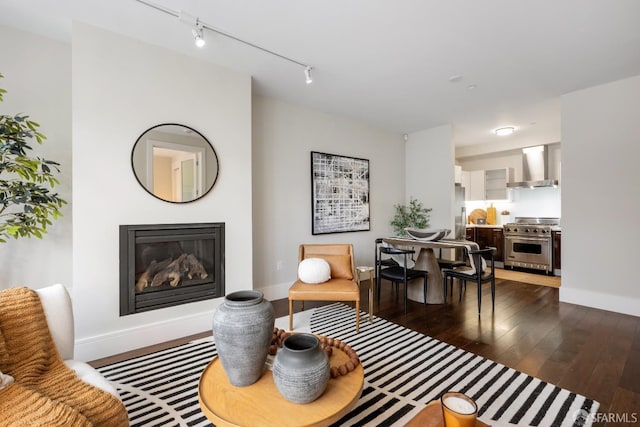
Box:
390;197;432;237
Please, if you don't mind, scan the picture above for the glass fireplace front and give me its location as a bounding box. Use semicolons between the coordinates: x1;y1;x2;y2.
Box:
119;223;224;315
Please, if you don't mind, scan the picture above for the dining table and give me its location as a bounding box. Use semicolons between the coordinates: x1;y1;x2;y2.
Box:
382;237;479;304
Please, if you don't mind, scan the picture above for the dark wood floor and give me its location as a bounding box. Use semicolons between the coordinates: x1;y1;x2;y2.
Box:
92;277;640;427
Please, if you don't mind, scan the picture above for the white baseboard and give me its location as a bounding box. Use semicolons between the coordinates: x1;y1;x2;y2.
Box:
559;287;640;317
258;281;291;302
75;311;213;362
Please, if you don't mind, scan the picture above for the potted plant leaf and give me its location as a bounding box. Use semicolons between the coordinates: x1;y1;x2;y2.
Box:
0;73;67;242
390;197;432;237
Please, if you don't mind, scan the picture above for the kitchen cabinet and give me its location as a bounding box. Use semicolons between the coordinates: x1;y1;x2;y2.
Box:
484;168;514;200
475;227;504;262
553;230;561;272
462;168;513;201
462;170;485;200
467;226;504;263
465;227;475;241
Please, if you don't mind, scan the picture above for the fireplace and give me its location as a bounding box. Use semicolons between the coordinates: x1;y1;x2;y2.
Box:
119;223;224;315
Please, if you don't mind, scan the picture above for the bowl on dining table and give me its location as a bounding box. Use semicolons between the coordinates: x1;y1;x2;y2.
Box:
404;228;450;241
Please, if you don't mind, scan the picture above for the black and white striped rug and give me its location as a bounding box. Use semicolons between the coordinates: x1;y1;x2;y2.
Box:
98;303;598;427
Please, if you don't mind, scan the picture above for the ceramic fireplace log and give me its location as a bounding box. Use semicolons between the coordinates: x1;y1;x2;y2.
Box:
135;253;210;293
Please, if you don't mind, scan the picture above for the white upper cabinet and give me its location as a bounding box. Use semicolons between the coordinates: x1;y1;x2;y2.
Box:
484;168;513;200
462;168;513;200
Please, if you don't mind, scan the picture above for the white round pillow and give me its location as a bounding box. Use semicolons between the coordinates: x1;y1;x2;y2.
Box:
298;258;331;284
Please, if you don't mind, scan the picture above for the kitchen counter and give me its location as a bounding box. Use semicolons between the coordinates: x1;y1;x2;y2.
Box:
467;224;562;231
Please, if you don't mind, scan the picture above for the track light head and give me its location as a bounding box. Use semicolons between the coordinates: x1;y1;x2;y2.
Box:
304;66;313;85
192;24;205;48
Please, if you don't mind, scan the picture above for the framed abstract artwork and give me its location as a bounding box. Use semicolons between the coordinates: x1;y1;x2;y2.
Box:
311;151;370;234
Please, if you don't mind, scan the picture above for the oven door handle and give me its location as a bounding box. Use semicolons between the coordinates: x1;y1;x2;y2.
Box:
505;235;550;243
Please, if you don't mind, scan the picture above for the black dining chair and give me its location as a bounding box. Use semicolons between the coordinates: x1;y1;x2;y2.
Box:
375;238;398;270
437;248;467;270
442;247;496;315
375;238;399;297
376;245;428;313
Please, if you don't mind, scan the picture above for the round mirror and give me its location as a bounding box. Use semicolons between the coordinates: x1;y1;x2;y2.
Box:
131;124;219;203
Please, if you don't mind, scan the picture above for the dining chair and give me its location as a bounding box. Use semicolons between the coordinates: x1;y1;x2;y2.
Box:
375;238;398;271
376;246;428;313
436;247;467;270
442;247;496;315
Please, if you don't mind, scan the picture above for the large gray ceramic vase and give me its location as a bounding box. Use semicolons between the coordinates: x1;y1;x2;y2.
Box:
273;333;330;404
212;290;275;387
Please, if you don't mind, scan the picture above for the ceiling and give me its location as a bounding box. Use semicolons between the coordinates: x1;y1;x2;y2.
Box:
1;0;639;148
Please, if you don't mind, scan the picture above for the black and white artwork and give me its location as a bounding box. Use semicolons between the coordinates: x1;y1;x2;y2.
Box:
311;151;370;234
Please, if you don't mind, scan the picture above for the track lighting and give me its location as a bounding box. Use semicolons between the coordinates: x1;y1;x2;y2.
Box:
135;0;314;85
304;67;313;85
192;23;205;48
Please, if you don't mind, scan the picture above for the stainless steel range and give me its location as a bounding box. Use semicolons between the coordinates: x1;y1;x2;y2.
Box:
503;217;560;273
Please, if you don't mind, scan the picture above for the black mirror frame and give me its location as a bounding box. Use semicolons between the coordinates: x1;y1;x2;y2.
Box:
131;123;219;204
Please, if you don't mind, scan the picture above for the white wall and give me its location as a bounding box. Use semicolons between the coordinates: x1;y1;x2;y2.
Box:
72;23;253;360
0;26;72;289
406;125;455;231
252;96;404;300
560;74;640;316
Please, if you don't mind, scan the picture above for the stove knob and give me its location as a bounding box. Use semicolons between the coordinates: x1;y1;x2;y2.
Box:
533;229;538;233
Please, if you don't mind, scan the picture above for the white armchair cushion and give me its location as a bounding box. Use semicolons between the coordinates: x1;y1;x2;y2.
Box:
298;258;331;284
0;370;14;390
64;360;119;398
35;284;120;400
35;284;74;360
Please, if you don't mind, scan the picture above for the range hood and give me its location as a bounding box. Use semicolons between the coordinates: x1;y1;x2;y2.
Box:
507;145;559;188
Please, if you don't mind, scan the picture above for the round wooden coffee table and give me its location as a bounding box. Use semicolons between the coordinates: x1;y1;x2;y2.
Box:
198;347;364;427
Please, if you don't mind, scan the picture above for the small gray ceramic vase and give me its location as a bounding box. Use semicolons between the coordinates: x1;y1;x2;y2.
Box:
273;333;330;404
212;290;275;387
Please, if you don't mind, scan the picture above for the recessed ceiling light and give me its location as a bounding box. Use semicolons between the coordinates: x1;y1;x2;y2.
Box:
448;75;463;83
495;127;515;136
466;84;477;90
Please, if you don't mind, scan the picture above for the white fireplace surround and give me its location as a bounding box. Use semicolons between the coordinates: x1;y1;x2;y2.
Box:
71;23;252;361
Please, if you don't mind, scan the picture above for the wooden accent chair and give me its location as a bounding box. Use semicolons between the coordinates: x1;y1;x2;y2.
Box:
289;244;360;332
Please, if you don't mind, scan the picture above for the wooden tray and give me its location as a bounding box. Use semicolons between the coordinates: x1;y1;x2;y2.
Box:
468;209;487;224
404;400;490;427
198;348;364;427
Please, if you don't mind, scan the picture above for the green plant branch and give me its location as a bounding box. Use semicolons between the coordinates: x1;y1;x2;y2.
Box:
0;72;67;243
389;197;432;237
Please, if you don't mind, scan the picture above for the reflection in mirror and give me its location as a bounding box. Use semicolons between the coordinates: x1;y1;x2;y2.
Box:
132;124;219;203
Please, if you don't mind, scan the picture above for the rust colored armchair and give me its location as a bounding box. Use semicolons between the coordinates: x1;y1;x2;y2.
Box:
288;244;361;332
